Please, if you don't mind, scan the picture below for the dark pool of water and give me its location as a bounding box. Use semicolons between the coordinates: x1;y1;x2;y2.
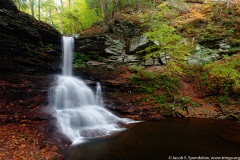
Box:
64;119;240;160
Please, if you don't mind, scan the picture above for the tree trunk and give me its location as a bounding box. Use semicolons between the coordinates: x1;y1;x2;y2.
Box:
38;0;40;20
29;0;34;17
226;0;231;8
60;21;63;34
150;0;156;25
55;7;63;34
60;0;64;9
69;0;74;8
46;7;54;26
100;0;105;19
137;0;141;11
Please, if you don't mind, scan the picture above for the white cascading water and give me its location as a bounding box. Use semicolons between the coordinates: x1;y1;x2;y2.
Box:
50;36;134;144
63;37;73;76
96;82;104;107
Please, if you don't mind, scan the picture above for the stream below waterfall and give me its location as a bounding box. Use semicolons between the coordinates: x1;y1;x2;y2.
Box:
64;118;240;160
52;37;240;159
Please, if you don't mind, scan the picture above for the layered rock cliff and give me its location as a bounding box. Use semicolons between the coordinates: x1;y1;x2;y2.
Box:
0;1;64;158
0;1;61;74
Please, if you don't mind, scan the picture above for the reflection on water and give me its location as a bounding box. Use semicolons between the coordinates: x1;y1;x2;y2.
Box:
64;119;240;160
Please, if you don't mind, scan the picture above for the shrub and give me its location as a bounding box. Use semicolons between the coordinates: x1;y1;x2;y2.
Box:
129;68;181;102
203;55;240;96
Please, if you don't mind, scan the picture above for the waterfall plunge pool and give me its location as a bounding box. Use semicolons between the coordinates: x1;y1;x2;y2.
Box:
54;37;240;159
64;118;240;160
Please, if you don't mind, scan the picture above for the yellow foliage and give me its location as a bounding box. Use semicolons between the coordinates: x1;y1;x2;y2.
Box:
176;5;210;26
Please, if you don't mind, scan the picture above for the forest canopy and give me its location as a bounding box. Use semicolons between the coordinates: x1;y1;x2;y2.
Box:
12;0;149;35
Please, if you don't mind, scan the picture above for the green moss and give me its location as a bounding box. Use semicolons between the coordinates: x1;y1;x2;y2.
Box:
175;96;201;108
229;46;240;53
73;52;91;68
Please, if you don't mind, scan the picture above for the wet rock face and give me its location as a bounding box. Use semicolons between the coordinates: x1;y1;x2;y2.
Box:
76;35;149;56
129;35;149;52
198;38;230;50
75;34;152;67
0;0;18;11
0;0;62;140
0;2;61;74
75;35;125;57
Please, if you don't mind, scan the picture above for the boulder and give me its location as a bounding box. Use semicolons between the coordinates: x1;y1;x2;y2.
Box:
188;44;220;65
75;35;125;56
198;38;231;52
104;36;125;55
129;35;149;52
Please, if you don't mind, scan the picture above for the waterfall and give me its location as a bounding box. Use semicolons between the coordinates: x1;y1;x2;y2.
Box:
49;36;134;144
63;36;74;76
96;82;104;107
